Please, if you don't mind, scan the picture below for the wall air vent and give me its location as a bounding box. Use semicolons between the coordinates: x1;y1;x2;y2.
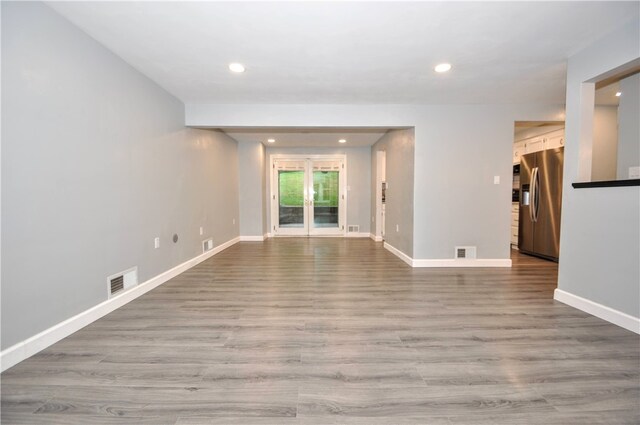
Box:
110;275;124;295
455;246;477;259
107;267;138;298
203;238;214;253
348;225;360;233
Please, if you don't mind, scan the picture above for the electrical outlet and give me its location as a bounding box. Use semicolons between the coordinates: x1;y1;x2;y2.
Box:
494;175;500;185
396;224;399;232
199;227;203;235
154;237;160;249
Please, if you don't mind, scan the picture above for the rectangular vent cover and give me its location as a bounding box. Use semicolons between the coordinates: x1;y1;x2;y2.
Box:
455;246;477;259
203;238;214;253
107;267;138;298
110;275;124;295
348;225;359;233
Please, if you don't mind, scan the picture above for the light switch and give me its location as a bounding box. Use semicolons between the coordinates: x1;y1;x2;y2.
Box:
493;175;500;185
199;227;203;235
154;237;160;249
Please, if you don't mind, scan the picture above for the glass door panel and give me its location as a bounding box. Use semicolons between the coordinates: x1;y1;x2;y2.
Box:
312;170;339;228
278;170;305;228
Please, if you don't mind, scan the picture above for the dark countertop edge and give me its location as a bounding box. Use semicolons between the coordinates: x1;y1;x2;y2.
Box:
572;179;640;189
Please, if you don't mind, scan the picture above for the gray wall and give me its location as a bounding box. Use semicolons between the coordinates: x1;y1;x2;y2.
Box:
591;106;618;181
238;141;266;237
371;129;415;256
187;103;563;262
617;73;640;179
1;2;239;350
411;106;563;260
558;18;640;318
264;146;372;234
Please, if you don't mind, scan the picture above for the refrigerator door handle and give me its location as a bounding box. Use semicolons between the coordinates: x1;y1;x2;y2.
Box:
529;167;538;222
533;167;541;222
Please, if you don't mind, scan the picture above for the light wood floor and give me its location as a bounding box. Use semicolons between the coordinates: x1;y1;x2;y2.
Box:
2;238;639;424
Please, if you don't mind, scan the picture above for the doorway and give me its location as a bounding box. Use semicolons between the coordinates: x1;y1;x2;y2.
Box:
374;150;386;241
270;155;346;236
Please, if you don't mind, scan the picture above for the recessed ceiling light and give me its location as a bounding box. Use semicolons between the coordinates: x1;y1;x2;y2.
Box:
338;139;347;144
615;92;622;97
434;63;452;73
228;63;245;73
267;138;275;143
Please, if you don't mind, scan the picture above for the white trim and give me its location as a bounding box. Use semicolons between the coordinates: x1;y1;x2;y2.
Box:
239;235;265;242
0;236;240;372
345;232;370;238
413;258;512;268
383;242;511;268
383;242;413;266
554;289;640;334
370;233;383;242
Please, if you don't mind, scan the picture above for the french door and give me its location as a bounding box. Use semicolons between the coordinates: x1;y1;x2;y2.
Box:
271;156;346;236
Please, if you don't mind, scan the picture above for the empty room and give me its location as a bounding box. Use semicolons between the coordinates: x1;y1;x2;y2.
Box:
1;1;639;424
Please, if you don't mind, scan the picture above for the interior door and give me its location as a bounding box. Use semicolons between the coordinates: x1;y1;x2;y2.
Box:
272;157;345;236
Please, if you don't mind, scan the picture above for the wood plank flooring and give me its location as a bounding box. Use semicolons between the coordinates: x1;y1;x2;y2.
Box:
2;238;639;424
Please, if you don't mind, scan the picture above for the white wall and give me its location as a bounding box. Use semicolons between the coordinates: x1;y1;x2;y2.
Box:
617;73;640;179
264;146;372;234
591;106;619;181
1;2;240;350
558;18;640;320
238;141;267;237
187;103;564;262
514;125;564;142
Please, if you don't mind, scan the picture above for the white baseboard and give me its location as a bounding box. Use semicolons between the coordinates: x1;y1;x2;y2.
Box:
412;258;512;267
554;288;640;334
383;242;413;266
383;242;511;268
346;232;370;238
369;233;383;242
0;236;241;372
239;235;265;242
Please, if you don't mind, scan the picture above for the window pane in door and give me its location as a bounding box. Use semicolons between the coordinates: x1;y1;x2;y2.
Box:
278;171;304;227
313;171;339;228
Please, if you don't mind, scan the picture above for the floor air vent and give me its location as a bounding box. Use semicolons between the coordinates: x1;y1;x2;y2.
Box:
107;267;138;298
455;246;477;259
348;225;360;233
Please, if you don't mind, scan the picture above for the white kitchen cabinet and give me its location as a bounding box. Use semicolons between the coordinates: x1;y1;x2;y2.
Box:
511;202;519;248
546;133;564;149
524;137;545;154
513;141;526;163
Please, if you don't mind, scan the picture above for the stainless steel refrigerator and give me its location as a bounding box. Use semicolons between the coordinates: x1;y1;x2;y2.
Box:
519;147;564;261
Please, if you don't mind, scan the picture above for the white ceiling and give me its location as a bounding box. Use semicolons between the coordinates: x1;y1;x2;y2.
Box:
48;2;638;105
218;127;389;148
